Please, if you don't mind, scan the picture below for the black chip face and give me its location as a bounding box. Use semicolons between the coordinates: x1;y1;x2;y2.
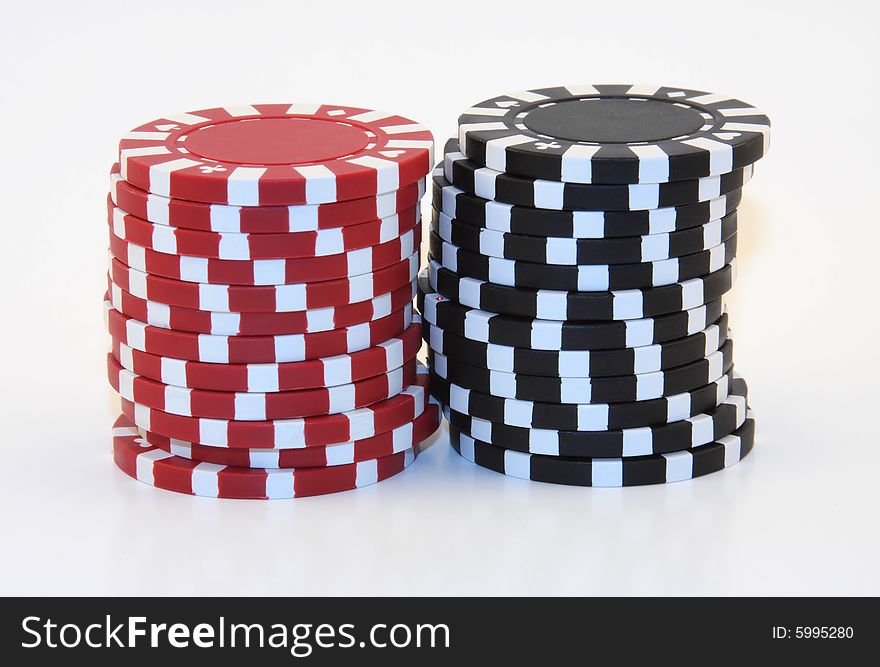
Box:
522;98;707;144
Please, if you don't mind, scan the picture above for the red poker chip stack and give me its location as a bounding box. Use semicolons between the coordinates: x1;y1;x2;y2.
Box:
104;103;439;499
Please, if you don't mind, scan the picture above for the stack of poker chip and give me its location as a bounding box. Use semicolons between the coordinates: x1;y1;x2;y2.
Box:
421;85;770;487
104;103;438;499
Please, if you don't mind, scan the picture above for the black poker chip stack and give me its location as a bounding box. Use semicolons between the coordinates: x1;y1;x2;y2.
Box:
419;84;770;487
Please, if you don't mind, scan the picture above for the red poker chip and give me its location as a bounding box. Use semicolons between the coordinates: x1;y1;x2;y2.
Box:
108;197;421;260
112;415;419;499
117;364;431;449
107;252;418;312
117;104;434;206
106;280;417;336
136;403;441;469
104;298;414;363
108;224;420;285
110;318;422;392
108;354;417;420
109;163;427;234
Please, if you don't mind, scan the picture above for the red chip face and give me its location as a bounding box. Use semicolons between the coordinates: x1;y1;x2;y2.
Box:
183;116;372;165
118;104;434;206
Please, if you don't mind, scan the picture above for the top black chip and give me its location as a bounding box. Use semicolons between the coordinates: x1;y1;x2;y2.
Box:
457;84;770;184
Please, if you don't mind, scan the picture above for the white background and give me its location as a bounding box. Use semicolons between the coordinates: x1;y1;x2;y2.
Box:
1;0;877;596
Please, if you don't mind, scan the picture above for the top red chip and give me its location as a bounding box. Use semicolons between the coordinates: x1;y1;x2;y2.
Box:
118;104;434;206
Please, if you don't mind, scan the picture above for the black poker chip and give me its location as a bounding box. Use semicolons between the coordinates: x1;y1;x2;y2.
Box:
420;315;729;378
457;84;769;184
426;260;736;321
418;275;725;351
432;207;738;265
433;167;743;238
449;416;755;487
430;338;733;404
442;373;749;458
430;370;735;431
429;230;737;292
444;139;752;211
